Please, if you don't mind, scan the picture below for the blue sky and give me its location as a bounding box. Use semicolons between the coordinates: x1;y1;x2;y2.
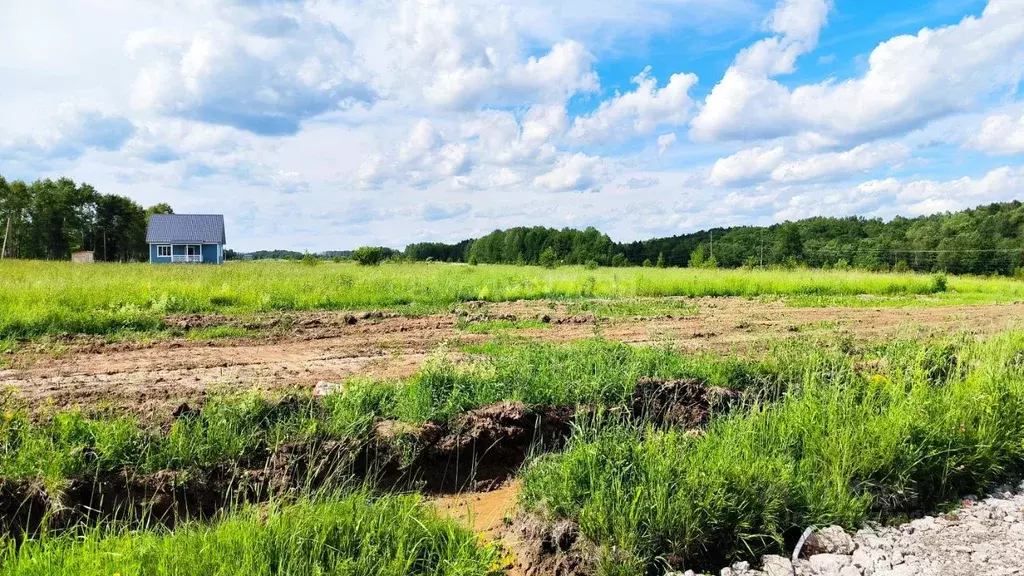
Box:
1;0;1022;251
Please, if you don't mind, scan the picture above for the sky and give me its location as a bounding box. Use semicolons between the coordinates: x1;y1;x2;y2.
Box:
1;0;1023;252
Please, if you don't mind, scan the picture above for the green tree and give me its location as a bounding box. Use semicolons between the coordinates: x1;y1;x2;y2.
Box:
656;251;666;268
352;246;385;265
539;247;557;269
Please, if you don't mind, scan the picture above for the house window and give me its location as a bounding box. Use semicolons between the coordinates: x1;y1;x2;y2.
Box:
157;245;171;257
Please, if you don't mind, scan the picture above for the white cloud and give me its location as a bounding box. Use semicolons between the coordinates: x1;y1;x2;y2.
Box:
708;146;785;186
968;113;1024;154
709;141;908;186
533;152;606;192
0;105;135;163
691;0;830;141
770;143;907;183
358;119;474;189
421;202;472;221
692;0;1024;143
383;0;598;111
569;66;698;144
657;133;677;155
127;3;376;135
776;166;1024;221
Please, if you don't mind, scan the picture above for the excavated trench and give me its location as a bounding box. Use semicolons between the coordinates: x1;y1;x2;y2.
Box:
0;377;739;557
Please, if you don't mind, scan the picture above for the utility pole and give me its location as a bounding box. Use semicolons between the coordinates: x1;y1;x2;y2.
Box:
1;217;10;261
759;228;764;268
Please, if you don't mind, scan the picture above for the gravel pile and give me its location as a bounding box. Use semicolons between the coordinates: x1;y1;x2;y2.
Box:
675;482;1024;576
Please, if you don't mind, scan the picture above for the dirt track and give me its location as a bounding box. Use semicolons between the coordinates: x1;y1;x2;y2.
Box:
2;298;1022;420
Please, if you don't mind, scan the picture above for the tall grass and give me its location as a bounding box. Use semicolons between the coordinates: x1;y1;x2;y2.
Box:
520;333;1024;574
2;260;1011;339
0;490;501;576
0;339;804;488
0;393;374;492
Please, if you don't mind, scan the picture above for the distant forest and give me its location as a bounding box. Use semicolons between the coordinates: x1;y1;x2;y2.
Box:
0;176;172;262
5;173;1024;275
404;201;1024;276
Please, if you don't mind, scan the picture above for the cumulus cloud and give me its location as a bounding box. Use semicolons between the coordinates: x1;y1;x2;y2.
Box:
968;113;1024;154
569;66;697;144
127;3;376;135
533;152;605;192
770;143;908;183
386;0;597;111
0;106;135;162
709;141;908;186
708;146;785;186
462;104;566;166
657;133;677;155
776;166;1024;221
692;0;1024;143
421;202;472;221
357;119;475;189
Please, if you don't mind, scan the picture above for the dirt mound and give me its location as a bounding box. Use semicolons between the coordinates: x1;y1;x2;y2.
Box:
503;515;599;576
374;402;577;493
0;438;364;537
632;376;741;427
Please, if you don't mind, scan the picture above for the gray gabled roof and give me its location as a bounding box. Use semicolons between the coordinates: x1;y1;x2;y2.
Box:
146;214;226;244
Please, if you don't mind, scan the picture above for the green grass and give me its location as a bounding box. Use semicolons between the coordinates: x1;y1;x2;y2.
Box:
565;298;700;318
0;392;375;493
0;490;501;576
3;260;1015;340
519;332;1024;574
0;338;816;489
455;319;551;334
184;326;254;340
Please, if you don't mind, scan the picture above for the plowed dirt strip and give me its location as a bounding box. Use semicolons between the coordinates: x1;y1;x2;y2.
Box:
2;298;1021;420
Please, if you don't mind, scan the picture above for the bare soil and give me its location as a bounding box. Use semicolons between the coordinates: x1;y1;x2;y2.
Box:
1;298;1021;420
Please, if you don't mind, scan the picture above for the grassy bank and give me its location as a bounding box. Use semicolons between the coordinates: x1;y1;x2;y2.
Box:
0;338;795;489
520;332;1024;574
0;491;500;576
2;260;1009;340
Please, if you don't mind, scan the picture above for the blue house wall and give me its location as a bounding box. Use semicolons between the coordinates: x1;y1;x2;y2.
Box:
149;243;223;264
202;244;220;264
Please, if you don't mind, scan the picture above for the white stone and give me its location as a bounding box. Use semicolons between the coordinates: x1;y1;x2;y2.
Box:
761;555;793;576
808;553;851;575
313;380;344;397
805;526;857;555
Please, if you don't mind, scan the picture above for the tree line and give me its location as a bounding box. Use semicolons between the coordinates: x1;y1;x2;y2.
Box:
403;201;1024;276
0;176;173;262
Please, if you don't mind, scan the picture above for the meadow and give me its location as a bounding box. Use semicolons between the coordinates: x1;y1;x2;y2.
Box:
1;259;1022;341
3;331;1024;574
3;259;1024;575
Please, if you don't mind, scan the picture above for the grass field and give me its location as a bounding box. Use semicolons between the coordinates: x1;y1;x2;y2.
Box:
0;491;502;576
3;259;1024;575
2;259;1019;340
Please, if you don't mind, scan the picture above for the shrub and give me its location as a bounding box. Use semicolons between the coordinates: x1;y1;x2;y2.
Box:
539;248;558;269
300;252;319;266
584;260;599;270
642;258;652;268
352;246;384;266
468;255;478;266
931;273;948;293
611;253;627;267
656;252;666;268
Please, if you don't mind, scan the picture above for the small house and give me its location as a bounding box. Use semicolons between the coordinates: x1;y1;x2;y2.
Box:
71;251;94;263
146;214;226;264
